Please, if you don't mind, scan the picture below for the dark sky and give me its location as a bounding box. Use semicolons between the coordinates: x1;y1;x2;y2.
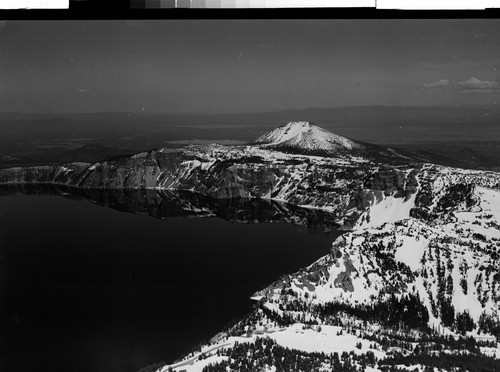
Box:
0;19;499;114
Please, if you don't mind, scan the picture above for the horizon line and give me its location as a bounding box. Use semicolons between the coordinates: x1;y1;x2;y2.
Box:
0;103;498;117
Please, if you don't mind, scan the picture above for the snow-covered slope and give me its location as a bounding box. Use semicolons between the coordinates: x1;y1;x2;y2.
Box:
153;163;500;372
1;122;500;372
251;166;500;325
0;142;422;229
254;121;365;155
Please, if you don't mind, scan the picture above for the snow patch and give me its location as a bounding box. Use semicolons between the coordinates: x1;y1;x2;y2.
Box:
394;234;427;272
361;193;417;229
267;323;385;359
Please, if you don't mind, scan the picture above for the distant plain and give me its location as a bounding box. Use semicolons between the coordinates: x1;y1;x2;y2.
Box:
1;105;499;170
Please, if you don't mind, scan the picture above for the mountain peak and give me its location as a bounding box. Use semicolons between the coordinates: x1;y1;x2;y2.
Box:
253;121;362;155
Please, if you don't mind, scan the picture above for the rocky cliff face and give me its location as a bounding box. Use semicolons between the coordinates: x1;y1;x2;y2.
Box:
152;163;500;372
2;122;500;371
0;144;425;230
0;184;341;229
2;137;500;232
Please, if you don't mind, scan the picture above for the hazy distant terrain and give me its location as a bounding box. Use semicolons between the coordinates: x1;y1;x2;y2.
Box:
1;105;499;169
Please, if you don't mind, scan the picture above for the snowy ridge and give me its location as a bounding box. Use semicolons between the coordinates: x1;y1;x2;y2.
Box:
158;162;500;372
254;121;364;155
1;122;500;371
253;168;500;322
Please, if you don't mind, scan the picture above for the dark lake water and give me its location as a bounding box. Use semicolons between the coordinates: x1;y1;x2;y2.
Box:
0;194;339;372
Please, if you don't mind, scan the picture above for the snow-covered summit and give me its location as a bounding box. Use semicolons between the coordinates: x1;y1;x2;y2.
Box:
253;121;363;155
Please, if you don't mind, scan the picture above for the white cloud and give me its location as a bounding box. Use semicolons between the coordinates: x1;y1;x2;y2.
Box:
421;77;499;94
457;77;499;93
423;79;450;88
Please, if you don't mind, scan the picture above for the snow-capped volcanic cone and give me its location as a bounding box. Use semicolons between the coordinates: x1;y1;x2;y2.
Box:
253;121;366;156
